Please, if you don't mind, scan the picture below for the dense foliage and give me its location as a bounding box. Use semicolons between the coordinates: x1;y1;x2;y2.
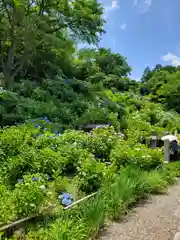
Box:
140;64;180;112
0;0;180;239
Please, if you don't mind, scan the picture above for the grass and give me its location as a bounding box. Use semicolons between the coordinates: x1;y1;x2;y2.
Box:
8;162;180;240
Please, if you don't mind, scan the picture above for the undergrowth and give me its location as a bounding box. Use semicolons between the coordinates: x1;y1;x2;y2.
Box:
7;163;178;240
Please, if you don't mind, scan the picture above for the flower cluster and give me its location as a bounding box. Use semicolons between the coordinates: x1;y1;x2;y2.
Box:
31;117;64;142
18;176;40;183
58;192;73;206
32;176;39;181
32;117;51;124
112;89;117;94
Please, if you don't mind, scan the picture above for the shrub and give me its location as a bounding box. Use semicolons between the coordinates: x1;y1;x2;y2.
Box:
163;162;180;178
56;130;88;148
12;174;48;218
76;158;117;194
146;171;168;193
86;126;120;160
1;147;66;185
0;184;16;224
0;125;36;159
57;146;92;176
0;174;50;224
110;141;163;170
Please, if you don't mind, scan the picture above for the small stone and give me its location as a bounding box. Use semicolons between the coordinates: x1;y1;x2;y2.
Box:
174;209;180;218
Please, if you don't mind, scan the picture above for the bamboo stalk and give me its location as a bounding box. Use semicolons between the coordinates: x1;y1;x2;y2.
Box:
0;215;37;232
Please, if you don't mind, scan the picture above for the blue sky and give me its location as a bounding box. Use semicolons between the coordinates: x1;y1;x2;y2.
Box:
82;0;180;80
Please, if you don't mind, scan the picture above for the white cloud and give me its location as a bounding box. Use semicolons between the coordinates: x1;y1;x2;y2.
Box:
104;0;119;14
161;52;180;66
132;0;152;13
112;0;118;9
120;23;127;30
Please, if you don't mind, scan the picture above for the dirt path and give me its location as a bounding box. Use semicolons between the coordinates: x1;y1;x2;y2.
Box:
100;181;180;240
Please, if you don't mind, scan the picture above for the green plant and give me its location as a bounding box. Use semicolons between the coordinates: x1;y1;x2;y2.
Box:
12;174;48;217
110;141;163;170
77;158;116;194
79;193;106;237
0;184;16;224
146;171;168;194
86;127;120;160
27;216;88;240
163;162;180;177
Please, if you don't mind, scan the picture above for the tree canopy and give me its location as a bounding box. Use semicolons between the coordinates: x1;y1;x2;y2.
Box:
0;0;105;87
0;0;179;128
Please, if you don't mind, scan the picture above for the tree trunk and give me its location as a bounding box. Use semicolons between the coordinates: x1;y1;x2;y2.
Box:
4;69;14;89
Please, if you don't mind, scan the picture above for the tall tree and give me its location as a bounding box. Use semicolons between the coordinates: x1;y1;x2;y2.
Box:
158;71;180;112
140;66;153;83
0;0;105;88
73;48;131;80
95;48;131;77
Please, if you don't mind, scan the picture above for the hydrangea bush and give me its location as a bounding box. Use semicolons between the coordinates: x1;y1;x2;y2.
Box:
0;122;166;224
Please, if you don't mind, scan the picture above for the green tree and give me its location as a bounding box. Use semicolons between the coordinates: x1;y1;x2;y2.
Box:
0;0;105;88
95;48;131;77
158;71;180;112
140;66;153;83
73;48;131;84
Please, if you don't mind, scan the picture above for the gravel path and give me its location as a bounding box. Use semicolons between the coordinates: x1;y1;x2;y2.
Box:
100;181;180;240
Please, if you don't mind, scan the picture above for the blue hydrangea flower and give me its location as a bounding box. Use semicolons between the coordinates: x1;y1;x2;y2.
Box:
62;198;72;206
54;129;59;134
18;179;24;183
65;79;72;86
31;119;35;123
47;176;52;181
32;176;38;181
58;192;73;200
35;124;40;128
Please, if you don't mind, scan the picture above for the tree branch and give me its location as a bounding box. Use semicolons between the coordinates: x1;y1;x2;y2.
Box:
45;26;65;33
27;0;36;13
39;0;45;16
0;41;5;71
12;62;24;78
